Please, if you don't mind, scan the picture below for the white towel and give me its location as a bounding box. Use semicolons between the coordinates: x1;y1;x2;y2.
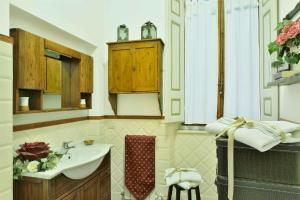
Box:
165;168;202;190
206;117;300;152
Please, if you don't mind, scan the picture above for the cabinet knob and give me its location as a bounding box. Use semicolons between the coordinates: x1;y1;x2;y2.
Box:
132;67;136;71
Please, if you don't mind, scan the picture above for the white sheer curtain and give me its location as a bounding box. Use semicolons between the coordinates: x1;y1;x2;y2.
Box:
223;0;260;119
185;0;218;124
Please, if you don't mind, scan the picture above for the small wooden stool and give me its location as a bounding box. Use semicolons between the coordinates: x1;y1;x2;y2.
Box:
167;184;201;200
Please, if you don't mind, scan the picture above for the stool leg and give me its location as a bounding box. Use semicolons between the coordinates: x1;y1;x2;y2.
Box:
167;185;173;200
195;186;201;200
188;189;192;200
176;187;181;200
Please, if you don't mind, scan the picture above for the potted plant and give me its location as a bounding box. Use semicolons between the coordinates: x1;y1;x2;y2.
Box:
268;19;300;69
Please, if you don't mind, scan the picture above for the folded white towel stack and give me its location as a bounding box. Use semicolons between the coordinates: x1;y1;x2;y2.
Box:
206;117;300;152
165;168;202;190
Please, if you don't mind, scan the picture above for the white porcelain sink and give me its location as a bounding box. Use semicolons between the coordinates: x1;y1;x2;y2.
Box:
23;142;112;180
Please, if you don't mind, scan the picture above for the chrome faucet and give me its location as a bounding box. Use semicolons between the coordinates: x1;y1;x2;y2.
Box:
62;141;75;154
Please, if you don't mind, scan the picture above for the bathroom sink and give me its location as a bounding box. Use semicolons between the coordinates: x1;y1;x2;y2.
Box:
60;143;111;179
23;142;112;180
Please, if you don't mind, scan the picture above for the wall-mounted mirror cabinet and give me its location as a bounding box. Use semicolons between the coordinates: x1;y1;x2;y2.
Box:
10;28;93;114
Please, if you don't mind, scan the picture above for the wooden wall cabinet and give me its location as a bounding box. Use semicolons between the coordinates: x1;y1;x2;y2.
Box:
10;28;94;113
14;152;111;200
107;39;163;114
11;28;46;90
45;57;62;94
108;39;163;93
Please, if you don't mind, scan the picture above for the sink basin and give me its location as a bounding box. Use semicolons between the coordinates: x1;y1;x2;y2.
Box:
60;144;110;179
23;142;112;180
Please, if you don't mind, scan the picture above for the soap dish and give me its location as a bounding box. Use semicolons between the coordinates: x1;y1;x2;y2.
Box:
84;140;94;145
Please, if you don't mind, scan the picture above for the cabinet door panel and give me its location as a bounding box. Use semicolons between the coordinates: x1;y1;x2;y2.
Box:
45;57;61;93
80;54;93;93
86;56;93;93
61;191;78;200
17;29;46;90
79;58;86;93
109;45;133;93
133;42;159;92
79;176;99;200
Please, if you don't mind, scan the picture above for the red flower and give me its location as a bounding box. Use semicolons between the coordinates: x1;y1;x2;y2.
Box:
286;23;300;39
276;20;300;45
17;142;50;161
282;23;293;34
276;33;288;45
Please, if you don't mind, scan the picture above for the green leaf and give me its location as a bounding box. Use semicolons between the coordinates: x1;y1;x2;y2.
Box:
285;52;300;64
275;19;292;31
277;56;284;62
272;60;285;68
268;42;282;54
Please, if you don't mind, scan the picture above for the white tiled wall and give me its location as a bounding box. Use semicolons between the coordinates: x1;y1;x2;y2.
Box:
13;120;218;200
103;120;178;200
174;131;217;200
0;40;13;200
13;120;104;149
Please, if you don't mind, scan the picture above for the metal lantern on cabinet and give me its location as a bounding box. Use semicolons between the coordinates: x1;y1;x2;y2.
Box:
141;21;157;39
117;24;129;42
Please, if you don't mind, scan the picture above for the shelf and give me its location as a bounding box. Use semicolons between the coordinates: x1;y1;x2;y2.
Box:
267;74;300;86
14;107;90;115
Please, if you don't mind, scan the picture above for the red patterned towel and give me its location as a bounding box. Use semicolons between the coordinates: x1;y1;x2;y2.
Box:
125;135;156;200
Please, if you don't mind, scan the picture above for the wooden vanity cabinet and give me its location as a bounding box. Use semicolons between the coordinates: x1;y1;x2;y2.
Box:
10;28;46;90
14;152;111;200
108;39;163;93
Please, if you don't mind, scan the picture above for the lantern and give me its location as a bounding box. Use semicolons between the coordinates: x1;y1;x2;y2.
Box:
141;21;157;40
117;24;129;42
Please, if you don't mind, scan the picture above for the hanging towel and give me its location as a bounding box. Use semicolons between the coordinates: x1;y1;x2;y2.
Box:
125;135;156;200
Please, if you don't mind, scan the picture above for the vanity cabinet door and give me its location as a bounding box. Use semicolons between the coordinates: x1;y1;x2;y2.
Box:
45;57;62;94
61;191;79;200
80;54;93;93
79;176;100;200
108;44;133;93
132;41;160;92
10;28;46;90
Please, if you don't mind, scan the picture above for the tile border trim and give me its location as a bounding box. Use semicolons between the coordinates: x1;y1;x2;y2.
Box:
13;115;165;132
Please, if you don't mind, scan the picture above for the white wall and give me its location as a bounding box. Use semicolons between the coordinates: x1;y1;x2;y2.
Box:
0;0;169;125
278;0;300;122
0;40;13;200
0;0;10;35
0;0;107;124
100;0;166;116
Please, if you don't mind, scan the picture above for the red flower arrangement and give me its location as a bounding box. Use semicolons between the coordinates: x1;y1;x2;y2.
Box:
269;19;300;67
17;142;50;161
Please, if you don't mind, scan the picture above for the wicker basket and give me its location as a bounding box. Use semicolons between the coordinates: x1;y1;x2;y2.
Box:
216;175;300;200
217;137;300;185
